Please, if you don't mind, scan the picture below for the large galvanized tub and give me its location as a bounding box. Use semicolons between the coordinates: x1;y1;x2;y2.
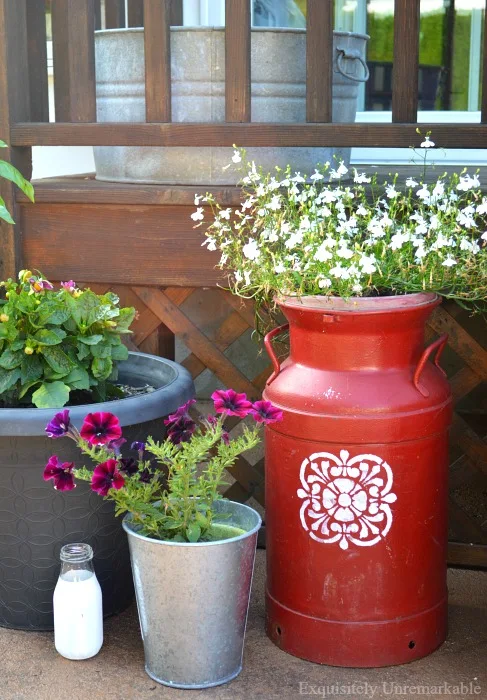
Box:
94;27;369;185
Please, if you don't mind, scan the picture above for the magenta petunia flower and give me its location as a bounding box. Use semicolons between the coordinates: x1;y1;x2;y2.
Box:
211;389;253;418
45;410;71;438
165;398;196;423
43;456;76;491
80;412;122;446
91;459;125;496
250;400;283;425
166;415;196;445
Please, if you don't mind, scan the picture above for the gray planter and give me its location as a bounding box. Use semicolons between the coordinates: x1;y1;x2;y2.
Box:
94;27;369;185
123;500;261;688
0;352;194;630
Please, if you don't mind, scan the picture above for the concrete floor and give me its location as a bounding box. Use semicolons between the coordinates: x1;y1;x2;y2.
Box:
0;552;485;700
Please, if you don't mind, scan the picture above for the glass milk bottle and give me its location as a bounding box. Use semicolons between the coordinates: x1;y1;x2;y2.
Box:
53;543;103;660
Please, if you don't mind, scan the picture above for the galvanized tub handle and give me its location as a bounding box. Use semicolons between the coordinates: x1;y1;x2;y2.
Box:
413;333;448;398
264;323;289;386
336;48;370;83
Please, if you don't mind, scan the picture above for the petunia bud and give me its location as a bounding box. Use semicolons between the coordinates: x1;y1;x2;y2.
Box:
24;346;34;355
0;313;9;322
104;320;117;328
19;269;33;283
5;291;9;298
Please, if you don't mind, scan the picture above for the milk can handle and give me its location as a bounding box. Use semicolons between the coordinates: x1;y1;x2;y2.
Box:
264;323;289;386
336;49;370;83
413;333;448;398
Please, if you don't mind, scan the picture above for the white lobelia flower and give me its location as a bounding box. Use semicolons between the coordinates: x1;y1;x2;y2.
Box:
202;237;217;251
268;195;282;211
285;231;304;249
352;283;362;293
329;162;348;180
242;239;261;260
318;277;332;289
268;232;279;243
241;198;255;211
359;254;377;274
476;198;487;215
292;173;306;184
244;270;252;285
219;208;232;220
442;256;457;267
389;232;409;251
191;207;205;222
416;185;431;202
336;245;354;260
353;170;371;184
310;170;324;181
232;150;242;164
481;232;487;241
459;237;480;254
329;263;350;279
385;184;399;199
274;262;286;273
457;211;477;229
234;270;243;283
405;178;418;187
314;243;334;262
194;194;203;206
457;174;480;192
356;204;368;216
420;135;435;148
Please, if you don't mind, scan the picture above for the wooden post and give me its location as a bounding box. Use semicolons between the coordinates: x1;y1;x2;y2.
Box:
225;0;251;122
0;0;32;279
51;0;97;122
392;0;421;123
306;0;334;123
144;0;172;122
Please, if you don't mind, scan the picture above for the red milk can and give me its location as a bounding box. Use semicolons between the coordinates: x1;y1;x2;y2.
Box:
263;293;452;667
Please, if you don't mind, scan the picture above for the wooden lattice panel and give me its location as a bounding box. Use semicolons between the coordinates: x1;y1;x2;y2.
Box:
83;284;487;565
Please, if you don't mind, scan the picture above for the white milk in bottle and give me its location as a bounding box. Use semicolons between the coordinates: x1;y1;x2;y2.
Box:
53;543;103;660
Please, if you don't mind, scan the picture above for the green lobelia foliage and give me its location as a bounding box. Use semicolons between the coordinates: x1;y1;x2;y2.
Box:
0;271;135;408
0;139;35;223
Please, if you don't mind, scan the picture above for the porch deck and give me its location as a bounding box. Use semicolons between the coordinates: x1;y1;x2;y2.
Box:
1;551;485;700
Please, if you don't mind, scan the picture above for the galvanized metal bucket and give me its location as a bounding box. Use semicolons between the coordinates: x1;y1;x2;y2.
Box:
123;500;261;688
94;27;369;185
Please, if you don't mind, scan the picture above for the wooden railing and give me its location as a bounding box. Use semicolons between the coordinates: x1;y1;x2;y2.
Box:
3;0;487;148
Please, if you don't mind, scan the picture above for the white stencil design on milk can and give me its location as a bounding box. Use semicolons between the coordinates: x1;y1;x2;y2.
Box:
297;450;397;550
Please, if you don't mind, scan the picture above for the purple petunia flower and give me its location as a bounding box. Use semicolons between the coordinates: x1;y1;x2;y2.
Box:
109;437;127;456
249;400;283;425
43;456;76;491
45;410;71;438
139;467;154;484
165;398;196;423
131;441;146;453
80;412;122;446
211;389;253;418
119;457;138;476
166;415;196;445
91;459;125;496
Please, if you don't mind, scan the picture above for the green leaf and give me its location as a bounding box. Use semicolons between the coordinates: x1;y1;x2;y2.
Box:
0;325;8;339
115;307;136;332
36;301;71;326
0;349;23;370
186;523;202;543
32;381;70;408
0;196;14;224
19;379;41;399
0;140;7;148
91;356;113;380
67;290;100;327
0;159;34;202
0;368;20;394
10;339;25;352
76;342;91;361
20;354;43;384
41;346;73;376
111;343;129;361
90;343;112;359
78;334;104;345
64;367;90;390
33;328;66;345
